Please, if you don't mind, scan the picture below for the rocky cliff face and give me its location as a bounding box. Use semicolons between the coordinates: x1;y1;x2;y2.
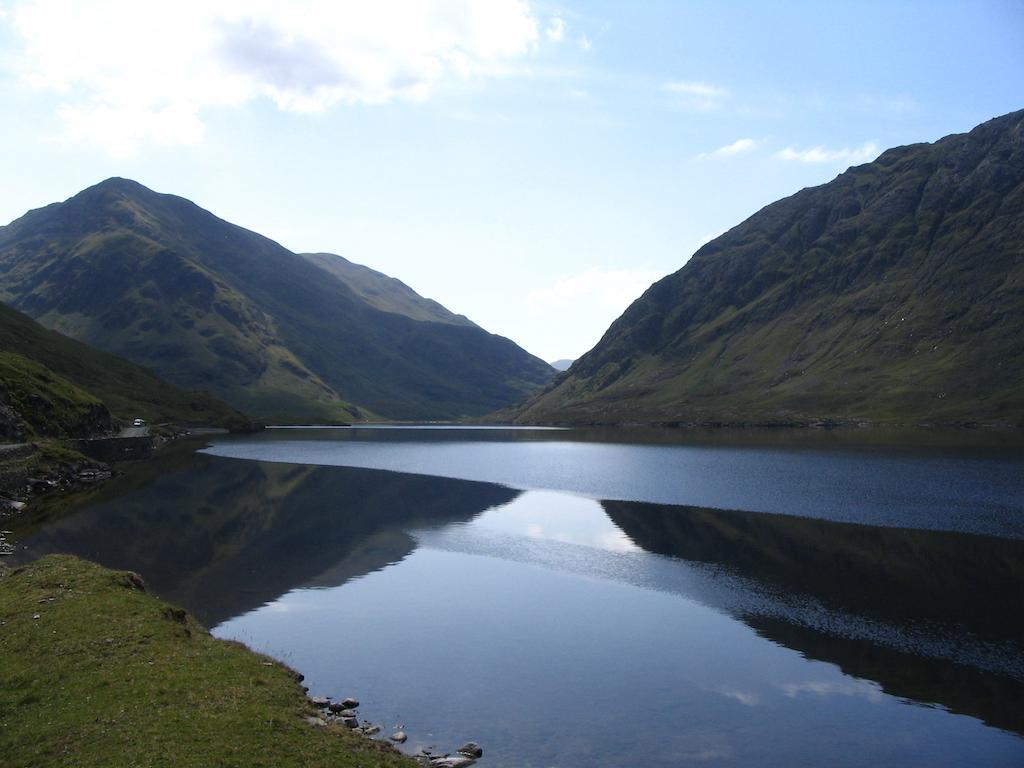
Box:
517;110;1024;426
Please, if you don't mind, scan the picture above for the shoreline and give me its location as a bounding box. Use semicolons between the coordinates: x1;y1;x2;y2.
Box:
1;434;491;767
0;555;486;767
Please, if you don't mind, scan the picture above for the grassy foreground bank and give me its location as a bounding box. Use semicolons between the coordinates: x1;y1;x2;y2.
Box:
0;555;416;768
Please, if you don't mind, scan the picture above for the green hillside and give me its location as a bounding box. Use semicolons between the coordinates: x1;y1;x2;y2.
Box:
0;300;249;431
302;252;476;327
516;110;1024;427
0;181;553;421
0;351;110;440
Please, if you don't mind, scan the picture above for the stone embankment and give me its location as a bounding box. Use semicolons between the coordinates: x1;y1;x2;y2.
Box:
0;446;111;537
0;431;172;526
305;695;485;768
68;435;155;462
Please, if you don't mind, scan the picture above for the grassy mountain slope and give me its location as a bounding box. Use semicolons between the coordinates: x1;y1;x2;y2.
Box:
0;180;553;421
0;351;110;440
302;252;475;327
0;300;248;431
517;110;1024;426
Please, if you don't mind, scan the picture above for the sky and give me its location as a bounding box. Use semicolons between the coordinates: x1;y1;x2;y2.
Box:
0;1;1022;363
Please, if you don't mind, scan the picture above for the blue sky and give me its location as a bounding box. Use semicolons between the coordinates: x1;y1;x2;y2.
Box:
0;1;1021;361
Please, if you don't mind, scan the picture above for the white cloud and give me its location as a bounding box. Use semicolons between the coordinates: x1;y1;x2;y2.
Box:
579;34;592;51
717;688;759;706
526;266;662;315
715;137;759;156
545;16;565;42
776;141;879;165
664;80;728;112
697;137;759;159
780;680;883;702
5;0;540;154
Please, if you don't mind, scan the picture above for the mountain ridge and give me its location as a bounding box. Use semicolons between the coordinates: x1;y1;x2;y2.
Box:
301;252;476;328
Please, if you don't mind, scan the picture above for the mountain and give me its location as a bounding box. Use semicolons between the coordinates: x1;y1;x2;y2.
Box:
0;179;554;421
516;110;1024;426
0;300;248;435
549;358;574;372
301;252;475;327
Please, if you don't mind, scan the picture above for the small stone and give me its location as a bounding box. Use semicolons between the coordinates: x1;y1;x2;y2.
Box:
341;716;359;729
390;731;408;743
338;708;357;718
305;716;327;727
32;613;40;620
341;697;360;709
309;696;329;707
327;701;346;713
362;724;381;735
457;742;483;758
431;758;475;768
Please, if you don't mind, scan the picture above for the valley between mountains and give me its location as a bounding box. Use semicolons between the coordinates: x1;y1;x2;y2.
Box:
1;110;1022;431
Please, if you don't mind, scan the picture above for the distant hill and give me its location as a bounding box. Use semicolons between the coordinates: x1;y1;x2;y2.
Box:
549;359;574;372
0;179;554;421
0;300;249;435
516;110;1024;426
301;252;476;327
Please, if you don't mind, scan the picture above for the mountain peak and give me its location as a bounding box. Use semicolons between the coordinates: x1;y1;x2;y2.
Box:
78;177;158;203
93;176;148;191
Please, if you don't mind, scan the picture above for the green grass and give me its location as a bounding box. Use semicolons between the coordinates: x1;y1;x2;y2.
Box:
0;555;417;768
0;351;109;438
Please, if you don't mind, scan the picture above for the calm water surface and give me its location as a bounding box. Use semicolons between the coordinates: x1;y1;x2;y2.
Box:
11;427;1024;767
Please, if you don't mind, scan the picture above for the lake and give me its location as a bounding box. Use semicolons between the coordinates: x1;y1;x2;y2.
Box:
11;426;1024;767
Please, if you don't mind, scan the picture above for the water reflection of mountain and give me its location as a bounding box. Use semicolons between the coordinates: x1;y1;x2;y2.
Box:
16;447;1024;739
16;455;518;626
605;500;1024;736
